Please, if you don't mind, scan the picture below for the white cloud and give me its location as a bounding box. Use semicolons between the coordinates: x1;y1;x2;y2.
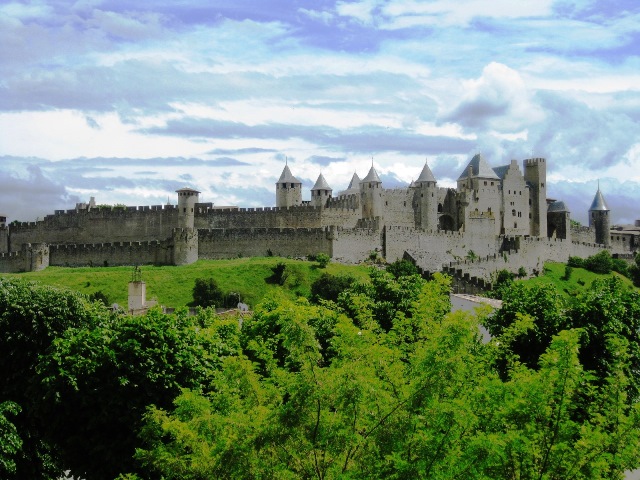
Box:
442;62;544;133
380;0;554;27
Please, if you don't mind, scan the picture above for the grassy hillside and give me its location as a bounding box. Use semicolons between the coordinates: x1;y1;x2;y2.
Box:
523;261;637;298
1;257;372;308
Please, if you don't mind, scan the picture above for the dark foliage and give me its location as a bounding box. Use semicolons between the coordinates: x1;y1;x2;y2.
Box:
192;277;224;308
310;273;356;303
386;258;419;278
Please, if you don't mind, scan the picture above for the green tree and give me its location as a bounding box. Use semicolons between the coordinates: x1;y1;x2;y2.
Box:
0;402;22;477
585;249;613;274
36;307;239;479
571;277;640;401
484;282;568;372
315;253;331;268
0;278;102;479
192;277;224;308
310;273;356;303
386;258;419;278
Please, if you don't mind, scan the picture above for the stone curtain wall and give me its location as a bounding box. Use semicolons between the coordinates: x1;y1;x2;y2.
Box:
381;189;416;228
331;227;383;263
49;240;172;267
9;206;178;252
194;205;323;230
197;227;333;259
0;243;49;273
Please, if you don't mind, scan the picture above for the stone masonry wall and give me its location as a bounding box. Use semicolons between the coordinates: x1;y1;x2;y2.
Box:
194;205;323;230
331;227;383;263
198;227;332;259
0;243;50;273
9;205;178;252
382;188;415;227
49;240;172;267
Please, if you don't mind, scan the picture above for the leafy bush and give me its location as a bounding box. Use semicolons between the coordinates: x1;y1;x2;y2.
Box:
567;256;585;268
386;259;419;278
315;253;331;268
267;262;289;285
562;265;573;281
192;277;224;308
310;273;356;303
584;250;613;274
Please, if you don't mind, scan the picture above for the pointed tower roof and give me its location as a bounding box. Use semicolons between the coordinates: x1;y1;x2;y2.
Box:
277;164;301;184
339;172;361;195
347;172;361;189
362;165;381;183
457;153;500;181
416;160;436;183
589;185;609;211
311;173;332;191
548;200;570;213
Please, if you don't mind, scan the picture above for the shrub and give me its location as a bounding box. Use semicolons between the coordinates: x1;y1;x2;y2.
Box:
386;259;419;278
567;256;585;268
267;262;289;285
192;277;224;308
562;265;573;281
310;273;356;303
584;250;613;274
315;253;331;268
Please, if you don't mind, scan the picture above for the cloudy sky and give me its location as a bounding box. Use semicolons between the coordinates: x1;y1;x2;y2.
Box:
1;0;639;225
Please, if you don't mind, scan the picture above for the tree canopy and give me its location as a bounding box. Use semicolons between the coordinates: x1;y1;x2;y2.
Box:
1;268;639;479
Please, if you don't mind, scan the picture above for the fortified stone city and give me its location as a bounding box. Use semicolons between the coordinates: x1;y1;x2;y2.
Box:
1;154;638;289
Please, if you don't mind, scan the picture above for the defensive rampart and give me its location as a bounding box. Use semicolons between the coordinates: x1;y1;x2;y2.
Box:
332;226;383;263
8;205;178;252
197;227;333;259
194;205;323;230
0;244;49;273
49;240;173;267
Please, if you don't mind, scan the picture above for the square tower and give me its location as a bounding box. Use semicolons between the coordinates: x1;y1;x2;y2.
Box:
524;158;547;238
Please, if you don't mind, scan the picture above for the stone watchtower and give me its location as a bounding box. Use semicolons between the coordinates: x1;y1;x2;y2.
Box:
276;164;302;208
524;158;547;237
547;200;571;241
174;187;200;265
360;165;383;220
0;215;7;253
414;160;438;231
176;187;200;229
589;185;610;246
311;173;332;208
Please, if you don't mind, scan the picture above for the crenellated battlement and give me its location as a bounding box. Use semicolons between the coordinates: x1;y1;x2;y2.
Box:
524;157;546;165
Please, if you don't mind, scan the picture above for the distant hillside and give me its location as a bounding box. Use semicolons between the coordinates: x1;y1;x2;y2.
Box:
1;258;371;309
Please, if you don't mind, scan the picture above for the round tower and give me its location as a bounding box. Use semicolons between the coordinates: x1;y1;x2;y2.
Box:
176;187;200;229
360;164;383;220
415;160;438;231
311;173;332;208
589;184;610;246
276;164;302;208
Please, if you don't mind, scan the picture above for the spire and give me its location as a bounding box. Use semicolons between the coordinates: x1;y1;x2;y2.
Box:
277;164;301;184
589;183;609;211
457;153;500;181
416;159;436;184
311;173;332;191
362;165;381;183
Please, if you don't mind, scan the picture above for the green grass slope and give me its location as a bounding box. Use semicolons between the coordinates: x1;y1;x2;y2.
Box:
523;261;637;298
1;258;371;308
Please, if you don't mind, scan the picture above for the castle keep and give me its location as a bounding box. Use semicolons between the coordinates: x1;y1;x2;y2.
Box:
1;154;638;284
